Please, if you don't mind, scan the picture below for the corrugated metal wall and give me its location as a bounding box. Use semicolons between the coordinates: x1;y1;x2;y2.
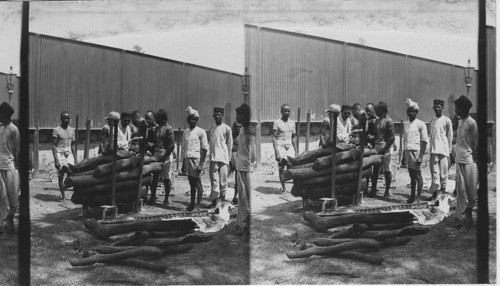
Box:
29;33;244;130
0;72;20;120
246;25;489;123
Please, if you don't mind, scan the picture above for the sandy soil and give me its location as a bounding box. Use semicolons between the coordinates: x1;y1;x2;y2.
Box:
25;167;249;285
250;153;497;284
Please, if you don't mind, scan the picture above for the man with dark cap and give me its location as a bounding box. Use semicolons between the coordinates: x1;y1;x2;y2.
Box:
0;102;19;235
365;103;378;148
182;106;208;211
453;95;478;231
52;111;78;200
148;109;175;206
401;99;428;203
273;104;297;193
235;103;252;241
205;107;233;208
425;99;453;201
368;102;395;198
117;112;132;150
337;105;352;143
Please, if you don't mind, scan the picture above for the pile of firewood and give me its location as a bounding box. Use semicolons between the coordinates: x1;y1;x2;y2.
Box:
69;218;211;272
68;150;160;207
281;144;382;202
285;211;429;264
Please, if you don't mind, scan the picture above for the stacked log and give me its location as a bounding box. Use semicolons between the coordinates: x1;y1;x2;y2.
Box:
69;219;211;272
285;145;381;201
286;211;428;264
68;154;159;207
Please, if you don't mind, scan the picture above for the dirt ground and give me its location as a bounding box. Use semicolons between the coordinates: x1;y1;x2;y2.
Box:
11;167;249;285
0;151;496;285
251;153;497;284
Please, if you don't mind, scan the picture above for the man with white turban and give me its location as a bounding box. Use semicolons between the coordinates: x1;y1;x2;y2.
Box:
182;106;208;211
401;98;428;203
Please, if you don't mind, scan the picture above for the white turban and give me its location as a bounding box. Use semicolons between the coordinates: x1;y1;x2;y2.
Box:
186;106;199;118
405;98;419;111
325;104;341;114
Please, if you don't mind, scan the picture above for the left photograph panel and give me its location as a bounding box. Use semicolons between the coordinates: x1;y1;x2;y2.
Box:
0;1;250;285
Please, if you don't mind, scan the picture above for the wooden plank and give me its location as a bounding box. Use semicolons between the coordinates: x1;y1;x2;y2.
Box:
75;115;79;160
33;129;39;178
176;128;181;171
134;124;147;212
354;115;367;205
84;117;91;159
305;109;311;151
330;111;338;198
296;107;301;155
256;106;262;166
110;120;118;206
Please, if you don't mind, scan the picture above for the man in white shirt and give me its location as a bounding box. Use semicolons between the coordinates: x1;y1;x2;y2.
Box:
401;99;428;203
273;104;297;193
337;105;352;143
453;95;478;231
52;111;77;200
206;107;233;208
425;99;453;201
182;106;209;211
0;102;19;235
117;112;132;150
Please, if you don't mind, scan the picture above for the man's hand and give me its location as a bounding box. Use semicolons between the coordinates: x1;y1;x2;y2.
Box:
181;164;187;174
196;163;203;172
401;155;406;167
416;156;423;165
54;160;61;170
275;151;281;163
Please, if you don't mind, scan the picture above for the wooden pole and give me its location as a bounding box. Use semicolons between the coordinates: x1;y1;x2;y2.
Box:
75;115;79;160
330;111;339;198
33;129;39;178
84;117;91;159
296;108;301;155
399;120;403;164
354;115;367;205
134;124;147;212
110;120;119;206
305;109;311;151
256;107;262;166
176;128;181;172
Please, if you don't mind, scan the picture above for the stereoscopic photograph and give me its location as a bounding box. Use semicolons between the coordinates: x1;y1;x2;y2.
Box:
0;0;496;284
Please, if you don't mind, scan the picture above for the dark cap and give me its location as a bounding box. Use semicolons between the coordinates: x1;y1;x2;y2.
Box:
0;102;14;117
454;95;473;109
341;105;352;111
213;107;224;114
120;112;132;120
434;99;445;106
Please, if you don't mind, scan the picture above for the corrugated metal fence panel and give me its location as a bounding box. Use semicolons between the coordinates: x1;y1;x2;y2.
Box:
408;57;456;120
248;27;344;122
29;33;243;130
347;45;407;122
123;53;186;129
30;34;122;129
246;25;489;124
487;26;496;122
0;73;20;120
184;66;243;130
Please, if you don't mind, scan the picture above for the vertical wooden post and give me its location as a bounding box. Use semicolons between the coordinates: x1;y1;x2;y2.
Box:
399;120;403;164
256;106;262;166
134;124;147;212
84;117;91;159
176;128;182;171
75;115;79;161
492;122;496;171
110;120;119;206
305;109;311;151
354;115;367;205
296;107;301;155
330;111;339;198
33;128;39;178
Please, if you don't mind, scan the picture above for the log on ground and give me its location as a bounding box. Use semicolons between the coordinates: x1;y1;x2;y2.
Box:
303;211;414;232
329;223;369;239
75;176;152;197
69;246;162;266
286;239;380;259
84;218;197;239
68;150;135;173
294;168;372;188
93;156;157;178
282;155;382;181
111;231;150;246
291;179;367;200
312;148;378;170
356;226;430;239
288;143;353;166
136;233;212;247
65;162;162;188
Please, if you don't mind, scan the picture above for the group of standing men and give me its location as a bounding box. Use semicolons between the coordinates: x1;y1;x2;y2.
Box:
274;94;478;230
51;104;253;239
